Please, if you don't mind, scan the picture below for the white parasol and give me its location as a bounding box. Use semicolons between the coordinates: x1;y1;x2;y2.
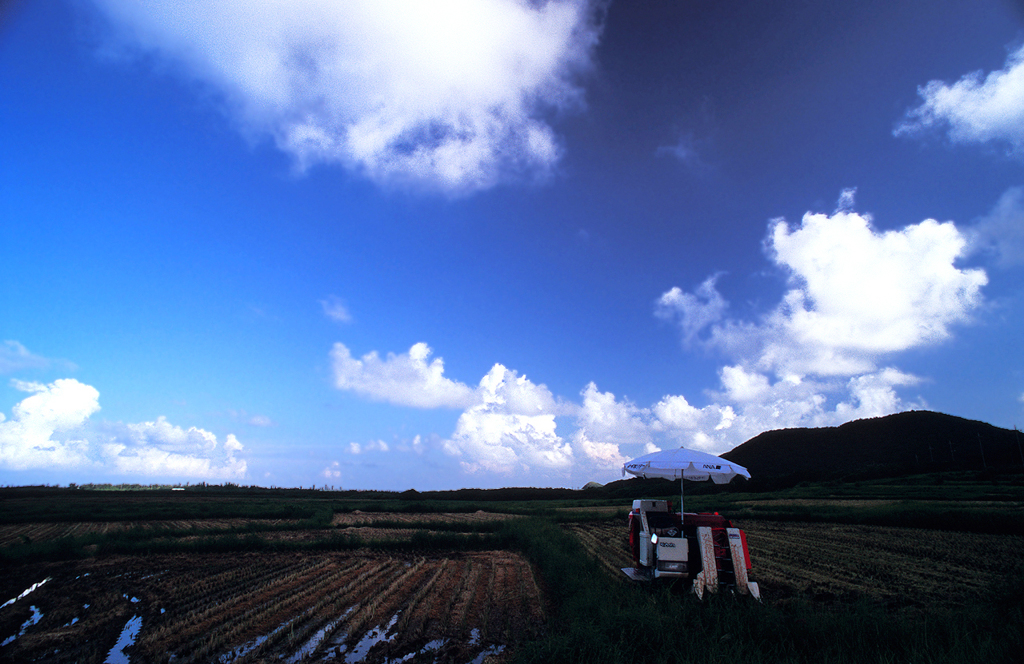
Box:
622;447;751;516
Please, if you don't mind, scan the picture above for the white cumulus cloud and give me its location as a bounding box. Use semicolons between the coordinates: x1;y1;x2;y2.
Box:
0;379;246;480
331;342;476;409
660;197;987;377
651;393;736;452
443;408;570;475
575;382;651;447
572;429;628;470
89;0;603;195
757;206;986;375
442;364;572;475
0;379;100;470
896;43;1024;154
331;345;576;478
709;367;923;449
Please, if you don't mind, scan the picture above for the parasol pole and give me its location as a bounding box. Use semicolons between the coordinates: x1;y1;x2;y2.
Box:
679;473;685;524
679;467;688;524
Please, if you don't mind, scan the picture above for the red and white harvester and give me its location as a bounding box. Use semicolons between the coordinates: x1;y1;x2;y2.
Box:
620;448;759;598
623;499;759;599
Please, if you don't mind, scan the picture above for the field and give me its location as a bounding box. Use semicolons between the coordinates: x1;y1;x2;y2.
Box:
0;550;542;663
566;519;1021;608
1;474;1022;663
0;519;302;548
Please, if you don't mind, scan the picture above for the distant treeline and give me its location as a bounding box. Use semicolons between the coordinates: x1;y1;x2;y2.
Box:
0;478;683;503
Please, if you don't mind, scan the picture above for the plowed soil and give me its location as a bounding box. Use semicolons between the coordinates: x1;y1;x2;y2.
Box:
0;550;544;663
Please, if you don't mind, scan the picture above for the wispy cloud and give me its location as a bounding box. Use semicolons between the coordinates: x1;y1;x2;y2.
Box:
896;43;1024;154
227;409;274;427
0;379;246;480
655;132;710;171
248;414;273;427
965;186;1024;268
655;276;727;346
347;440;389;455
320;295;352;324
89;0;603;195
0;340;51;374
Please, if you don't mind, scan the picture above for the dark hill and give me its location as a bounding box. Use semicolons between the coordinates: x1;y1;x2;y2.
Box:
721;411;1024;484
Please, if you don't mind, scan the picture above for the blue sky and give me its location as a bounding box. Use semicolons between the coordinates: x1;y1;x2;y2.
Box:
2;0;1023;490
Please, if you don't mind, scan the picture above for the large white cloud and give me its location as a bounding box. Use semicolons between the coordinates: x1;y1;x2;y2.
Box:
661;198;987;377
576;383;650;446
760;208;985;375
89;0;602;195
651;393;736;452
570;383;658;471
331;342;476;409
0;379;99;470
101;416;246;479
442;364;573;475
0;379;246;480
896;43;1024;154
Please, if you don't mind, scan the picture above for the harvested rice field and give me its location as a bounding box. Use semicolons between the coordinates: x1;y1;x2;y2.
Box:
0;549;544;663
563;518;1023;607
330;511;520;527
0;520;302;548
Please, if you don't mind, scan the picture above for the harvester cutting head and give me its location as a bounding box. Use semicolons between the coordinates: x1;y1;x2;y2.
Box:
623;499;760;599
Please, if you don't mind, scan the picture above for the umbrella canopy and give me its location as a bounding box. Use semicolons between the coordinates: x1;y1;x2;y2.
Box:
622;447;751;515
623;447;750;484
